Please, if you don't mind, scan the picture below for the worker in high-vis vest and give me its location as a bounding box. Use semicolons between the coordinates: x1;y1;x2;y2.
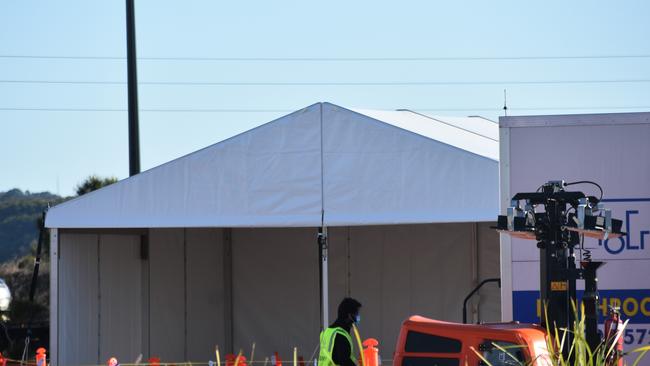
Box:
319;298;362;366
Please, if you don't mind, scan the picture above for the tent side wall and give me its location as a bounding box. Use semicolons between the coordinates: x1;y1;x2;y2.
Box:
56;229;228;365
57;233;99;366
57;232;146;366
231;228;321;359
147;228;228;361
328;222;500;359
55;224;500;365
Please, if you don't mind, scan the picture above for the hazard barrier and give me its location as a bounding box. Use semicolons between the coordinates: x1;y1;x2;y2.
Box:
272;352;282;366
226;353;248;366
0;358;397;366
226;354;235;366
11;341;392;366
362;339;379;366
35;348;46;366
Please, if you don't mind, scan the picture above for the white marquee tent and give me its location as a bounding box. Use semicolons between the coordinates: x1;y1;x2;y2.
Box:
46;103;501;366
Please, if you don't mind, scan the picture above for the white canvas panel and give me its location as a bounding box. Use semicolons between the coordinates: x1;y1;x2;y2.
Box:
477;222;501;322
47;103;500;230
232;228;320;361
149;229;186;361
186;228;226;361
342;224;485;359
46;104;323;228
351;109;498;160
408;224;475;320
326;227;352;320
58;233;99;366
98;234;143;362
346;225;410;360
322;103;499;225
426;116;499;141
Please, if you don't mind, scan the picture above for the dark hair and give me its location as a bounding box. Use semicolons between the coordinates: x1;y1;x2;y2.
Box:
337;297;362;319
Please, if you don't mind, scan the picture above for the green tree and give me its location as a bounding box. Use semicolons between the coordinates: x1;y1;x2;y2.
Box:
75;175;118;196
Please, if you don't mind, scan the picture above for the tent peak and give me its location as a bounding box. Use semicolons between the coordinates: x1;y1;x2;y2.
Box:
46;102;498;229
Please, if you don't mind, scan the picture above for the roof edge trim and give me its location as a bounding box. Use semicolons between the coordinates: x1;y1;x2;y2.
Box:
500;111;650;128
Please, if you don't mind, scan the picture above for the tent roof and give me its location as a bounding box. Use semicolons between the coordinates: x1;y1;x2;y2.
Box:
46;102;499;229
351;108;498;159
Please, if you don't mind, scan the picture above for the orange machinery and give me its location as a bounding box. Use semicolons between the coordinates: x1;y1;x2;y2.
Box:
394;316;549;366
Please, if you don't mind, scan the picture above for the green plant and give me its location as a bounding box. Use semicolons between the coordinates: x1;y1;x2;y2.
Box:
471;302;650;366
75;175;118;196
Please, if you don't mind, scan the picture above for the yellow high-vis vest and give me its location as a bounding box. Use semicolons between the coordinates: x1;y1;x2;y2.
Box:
318;327;356;366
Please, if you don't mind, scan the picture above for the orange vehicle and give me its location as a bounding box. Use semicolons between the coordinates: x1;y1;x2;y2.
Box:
394;316;549;366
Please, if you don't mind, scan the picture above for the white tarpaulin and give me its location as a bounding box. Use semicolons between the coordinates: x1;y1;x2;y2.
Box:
56;224;501;364
46;102;498;229
323;105;498;225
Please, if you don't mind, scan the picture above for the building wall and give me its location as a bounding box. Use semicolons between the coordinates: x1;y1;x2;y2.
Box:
56;223;500;365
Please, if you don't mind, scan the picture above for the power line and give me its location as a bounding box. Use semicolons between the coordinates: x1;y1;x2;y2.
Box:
1;79;650;86
1;54;650;61
1;106;648;113
0;107;291;112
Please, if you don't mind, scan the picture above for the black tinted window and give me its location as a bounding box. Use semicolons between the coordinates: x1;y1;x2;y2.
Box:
403;357;459;366
405;331;462;353
480;341;526;366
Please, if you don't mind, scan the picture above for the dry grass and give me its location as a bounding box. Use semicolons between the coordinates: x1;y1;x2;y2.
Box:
471;303;650;366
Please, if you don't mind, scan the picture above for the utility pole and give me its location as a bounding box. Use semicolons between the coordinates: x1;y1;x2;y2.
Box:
126;0;140;176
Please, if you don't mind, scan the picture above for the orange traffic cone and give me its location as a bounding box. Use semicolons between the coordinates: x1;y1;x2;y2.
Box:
236;355;248;366
273;352;282;366
362;339;379;366
36;348;47;366
226;354;237;366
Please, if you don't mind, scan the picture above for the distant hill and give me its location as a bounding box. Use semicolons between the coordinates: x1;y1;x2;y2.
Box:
0;182;110;355
0;189;65;262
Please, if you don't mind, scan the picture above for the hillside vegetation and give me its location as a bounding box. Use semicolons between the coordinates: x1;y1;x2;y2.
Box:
0;189;63;263
0;176;116;324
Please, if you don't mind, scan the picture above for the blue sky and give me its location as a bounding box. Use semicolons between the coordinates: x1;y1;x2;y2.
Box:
1;0;649;196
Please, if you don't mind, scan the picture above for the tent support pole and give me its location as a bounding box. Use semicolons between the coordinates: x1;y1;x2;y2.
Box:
49;228;59;366
318;226;329;330
223;228;234;353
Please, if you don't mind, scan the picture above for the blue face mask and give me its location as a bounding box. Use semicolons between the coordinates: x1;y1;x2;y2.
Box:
355;314;361;324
